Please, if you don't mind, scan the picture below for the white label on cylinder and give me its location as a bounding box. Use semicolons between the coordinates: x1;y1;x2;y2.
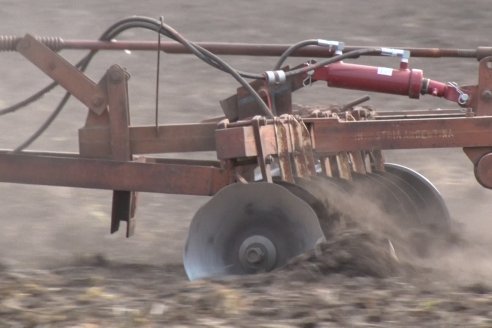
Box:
377;67;393;76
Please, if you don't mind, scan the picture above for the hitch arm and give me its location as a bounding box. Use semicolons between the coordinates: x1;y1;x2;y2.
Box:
16;34;107;114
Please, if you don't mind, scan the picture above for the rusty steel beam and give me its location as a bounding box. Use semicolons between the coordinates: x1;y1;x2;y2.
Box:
310;117;492;152
79;123;217;157
130;124;217;154
215;116;492;159
42;41;492;59
51;41;492;59
373;109;467;119
1;36;491;59
0;152;230;196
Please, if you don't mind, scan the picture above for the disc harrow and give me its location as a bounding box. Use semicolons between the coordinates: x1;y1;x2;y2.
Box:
0;16;491;280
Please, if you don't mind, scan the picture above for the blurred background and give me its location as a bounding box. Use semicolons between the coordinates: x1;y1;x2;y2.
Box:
0;0;491;273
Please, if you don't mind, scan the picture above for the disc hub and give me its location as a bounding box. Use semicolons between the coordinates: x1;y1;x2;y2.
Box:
238;235;277;272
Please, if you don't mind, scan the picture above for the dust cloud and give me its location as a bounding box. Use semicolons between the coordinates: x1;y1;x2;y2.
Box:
283;166;492;286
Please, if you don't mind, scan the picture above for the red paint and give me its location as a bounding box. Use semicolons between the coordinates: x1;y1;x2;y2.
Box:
312;61;464;104
313;62;424;98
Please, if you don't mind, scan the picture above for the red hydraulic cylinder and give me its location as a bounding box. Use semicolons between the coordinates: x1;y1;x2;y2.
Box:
311;61;467;105
312;61;424;98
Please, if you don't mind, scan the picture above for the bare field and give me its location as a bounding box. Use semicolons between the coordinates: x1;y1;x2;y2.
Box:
1;1;492;326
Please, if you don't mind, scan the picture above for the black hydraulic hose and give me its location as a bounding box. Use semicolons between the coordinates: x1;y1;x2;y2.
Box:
10;21;134;150
1;17;176;118
274;39;320;70
0;21;125;117
147;19;272;116
0;49;95;116
11;16;273;151
13;92;70;152
0;82;56;115
284;48;382;77
101;17;272;116
8;16;382;151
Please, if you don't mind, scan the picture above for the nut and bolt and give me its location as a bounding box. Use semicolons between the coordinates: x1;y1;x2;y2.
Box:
246;247;264;264
109;69;124;83
481;89;492;102
91;95;105;108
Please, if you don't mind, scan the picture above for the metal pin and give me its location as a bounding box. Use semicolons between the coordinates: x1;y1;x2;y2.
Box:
154;16;164;137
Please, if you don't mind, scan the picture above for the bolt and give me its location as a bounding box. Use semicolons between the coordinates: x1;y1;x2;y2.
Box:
458;94;469;106
246;247;264;264
91;95;105;108
109;69;124;83
482;89;492;102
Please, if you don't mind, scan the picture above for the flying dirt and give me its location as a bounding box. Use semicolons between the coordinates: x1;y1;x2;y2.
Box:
1;1;492;327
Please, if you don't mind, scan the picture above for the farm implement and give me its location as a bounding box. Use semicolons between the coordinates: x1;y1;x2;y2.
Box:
1;17;491;280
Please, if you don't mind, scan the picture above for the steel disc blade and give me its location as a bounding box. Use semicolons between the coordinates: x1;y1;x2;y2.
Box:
373;170;433;227
183;182;324;280
384;163;450;229
349;172;419;225
370;172;423;226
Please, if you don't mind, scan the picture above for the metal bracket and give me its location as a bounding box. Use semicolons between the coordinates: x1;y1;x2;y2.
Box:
105;65;137;237
286;116;316;178
273;117;294;183
252;116;272;182
476;56;492;115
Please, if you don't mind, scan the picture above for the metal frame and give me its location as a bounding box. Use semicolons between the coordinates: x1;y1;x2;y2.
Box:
4;34;492;236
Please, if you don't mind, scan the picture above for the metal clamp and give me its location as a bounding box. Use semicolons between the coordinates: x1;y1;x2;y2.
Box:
381;47;410;58
317;39;345;55
264;70;287;85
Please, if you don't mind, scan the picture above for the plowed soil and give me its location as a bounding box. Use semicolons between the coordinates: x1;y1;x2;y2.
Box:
1;1;492;327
